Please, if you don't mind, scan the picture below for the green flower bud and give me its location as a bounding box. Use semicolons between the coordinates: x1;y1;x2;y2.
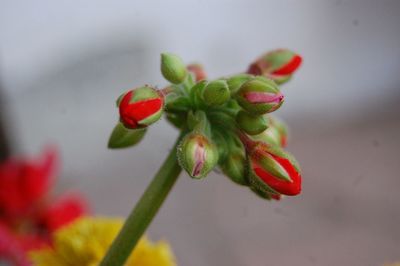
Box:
161;53;187;84
236;78;284;115
226;74;252;95
108;122;147;149
202;80;230;106
220;149;248;186
236;110;268;135
177;132;219;179
252;116;288;147
212;131;229;163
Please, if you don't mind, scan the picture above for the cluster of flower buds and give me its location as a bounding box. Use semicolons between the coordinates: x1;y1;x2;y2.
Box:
109;50;303;200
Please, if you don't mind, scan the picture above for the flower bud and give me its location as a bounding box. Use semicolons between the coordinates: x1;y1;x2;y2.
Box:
187;64;206;81
220;150;248;186
202;80;230;106
177;132;219;179
247;49;302;84
226;74;252;95
252;116;288;147
236;110;268;135
236;78;284;114
118;86;164;129
161;53;187;84
247;142;301;196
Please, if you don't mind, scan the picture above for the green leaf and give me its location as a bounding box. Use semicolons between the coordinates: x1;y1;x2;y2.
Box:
108;123;147;149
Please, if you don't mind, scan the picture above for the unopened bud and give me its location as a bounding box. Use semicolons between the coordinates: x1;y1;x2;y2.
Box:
236;78;284;115
236;110;268;135
187;64;207;81
248;142;301;196
177;132;219;179
161;53;187;84
220;150;248;185
202;80;230;106
118;86;164;129
247;49;302;84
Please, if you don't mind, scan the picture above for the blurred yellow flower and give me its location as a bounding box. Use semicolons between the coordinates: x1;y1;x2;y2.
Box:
30;217;177;266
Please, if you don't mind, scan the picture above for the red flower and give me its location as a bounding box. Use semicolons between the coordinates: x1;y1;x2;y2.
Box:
0;148;88;264
248;142;302;196
38;193;87;232
0;148;57;218
0;222;31;266
118;86;164;129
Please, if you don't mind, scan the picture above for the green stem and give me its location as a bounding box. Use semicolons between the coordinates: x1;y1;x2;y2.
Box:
100;132;184;266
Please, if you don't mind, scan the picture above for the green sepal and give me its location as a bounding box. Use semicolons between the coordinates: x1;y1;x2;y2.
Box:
267;145;301;173
271;74;292;85
108;122;147;149
247;164;279;195
116;92;127;107
264;49;296;71
130;86;160;103
249;186;272;200
256;150;292;182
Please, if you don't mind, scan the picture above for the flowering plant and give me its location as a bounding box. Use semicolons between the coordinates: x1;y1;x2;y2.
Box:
103;49;303;265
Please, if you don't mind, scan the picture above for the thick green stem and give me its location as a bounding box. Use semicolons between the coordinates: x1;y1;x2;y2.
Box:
100;132;184;266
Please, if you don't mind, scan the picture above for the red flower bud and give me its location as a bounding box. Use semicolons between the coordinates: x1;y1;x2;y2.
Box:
118;86;164;129
187;64;207;82
248;142;301;196
247;49;302;84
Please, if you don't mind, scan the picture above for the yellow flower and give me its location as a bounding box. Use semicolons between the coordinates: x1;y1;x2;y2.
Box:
30;217;177;266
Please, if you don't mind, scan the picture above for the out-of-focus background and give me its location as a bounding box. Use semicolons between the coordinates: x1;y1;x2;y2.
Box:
1;0;400;265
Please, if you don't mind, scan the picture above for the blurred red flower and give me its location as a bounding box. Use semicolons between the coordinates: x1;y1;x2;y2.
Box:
0;148;88;265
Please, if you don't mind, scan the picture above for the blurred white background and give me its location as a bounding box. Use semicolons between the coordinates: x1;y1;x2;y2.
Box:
1;0;400;265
